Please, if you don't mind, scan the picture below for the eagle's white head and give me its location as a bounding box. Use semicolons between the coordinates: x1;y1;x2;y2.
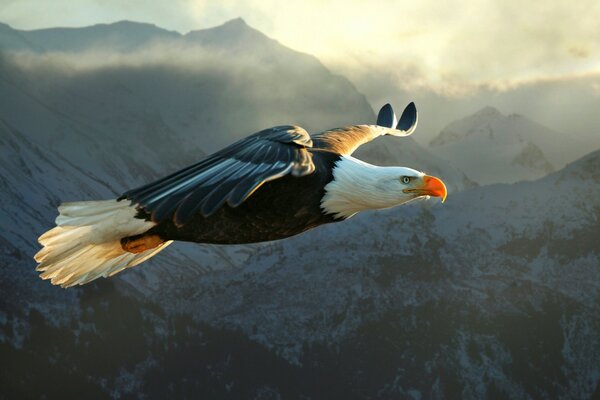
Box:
321;156;447;219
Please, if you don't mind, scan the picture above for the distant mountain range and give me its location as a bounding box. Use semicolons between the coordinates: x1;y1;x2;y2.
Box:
428;106;584;185
1;19;599;399
0;18;304;55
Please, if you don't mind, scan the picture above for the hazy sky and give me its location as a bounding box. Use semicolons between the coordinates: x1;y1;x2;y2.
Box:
2;0;599;143
2;0;599;91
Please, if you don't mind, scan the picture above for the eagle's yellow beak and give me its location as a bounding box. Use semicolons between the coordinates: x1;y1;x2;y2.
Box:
421;175;447;203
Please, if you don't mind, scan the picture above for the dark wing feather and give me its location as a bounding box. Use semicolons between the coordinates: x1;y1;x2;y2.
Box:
119;125;315;226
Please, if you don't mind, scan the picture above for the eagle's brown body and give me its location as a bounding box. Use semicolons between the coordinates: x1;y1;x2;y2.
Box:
143;150;341;244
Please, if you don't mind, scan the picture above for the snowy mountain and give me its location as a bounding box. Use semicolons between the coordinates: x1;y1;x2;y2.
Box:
428;106;582;185
3;145;598;398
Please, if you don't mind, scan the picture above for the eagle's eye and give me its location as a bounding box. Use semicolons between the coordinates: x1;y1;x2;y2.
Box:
401;176;411;184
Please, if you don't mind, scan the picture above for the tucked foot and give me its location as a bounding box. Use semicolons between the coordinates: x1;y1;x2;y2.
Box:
121;234;164;254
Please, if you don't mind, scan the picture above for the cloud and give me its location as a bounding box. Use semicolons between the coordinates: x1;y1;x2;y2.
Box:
6;42;231;72
178;0;600;94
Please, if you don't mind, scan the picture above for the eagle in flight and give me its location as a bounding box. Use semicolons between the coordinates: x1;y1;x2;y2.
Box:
35;102;447;287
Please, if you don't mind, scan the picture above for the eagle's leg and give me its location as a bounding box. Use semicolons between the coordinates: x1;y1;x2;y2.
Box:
120;233;164;254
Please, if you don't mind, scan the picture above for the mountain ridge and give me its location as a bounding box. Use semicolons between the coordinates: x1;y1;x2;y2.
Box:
427;105;578;185
2;18;296;55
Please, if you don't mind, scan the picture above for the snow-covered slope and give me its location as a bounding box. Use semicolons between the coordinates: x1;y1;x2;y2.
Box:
428;106;581;185
3;146;598;398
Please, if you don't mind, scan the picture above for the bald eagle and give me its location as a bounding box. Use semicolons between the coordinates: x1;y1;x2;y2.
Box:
35;102;447;287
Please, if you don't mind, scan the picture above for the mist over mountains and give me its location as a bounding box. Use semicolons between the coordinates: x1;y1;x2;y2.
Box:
1;18;599;399
0;18;372;151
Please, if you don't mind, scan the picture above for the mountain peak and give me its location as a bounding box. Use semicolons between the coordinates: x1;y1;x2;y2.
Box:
212;17;254;35
428;105;574;184
187;17;253;36
473;105;504;118
429;106;504;148
184;17;271;51
107;20;160;29
221;17;248;28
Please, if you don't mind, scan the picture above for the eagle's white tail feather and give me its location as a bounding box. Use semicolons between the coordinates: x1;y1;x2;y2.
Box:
35;199;171;288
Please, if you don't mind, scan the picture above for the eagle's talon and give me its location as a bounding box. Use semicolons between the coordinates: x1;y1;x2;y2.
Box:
121;234;164;254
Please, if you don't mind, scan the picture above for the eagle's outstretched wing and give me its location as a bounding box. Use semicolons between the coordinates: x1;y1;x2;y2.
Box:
311;102;418;156
119;125;315;226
